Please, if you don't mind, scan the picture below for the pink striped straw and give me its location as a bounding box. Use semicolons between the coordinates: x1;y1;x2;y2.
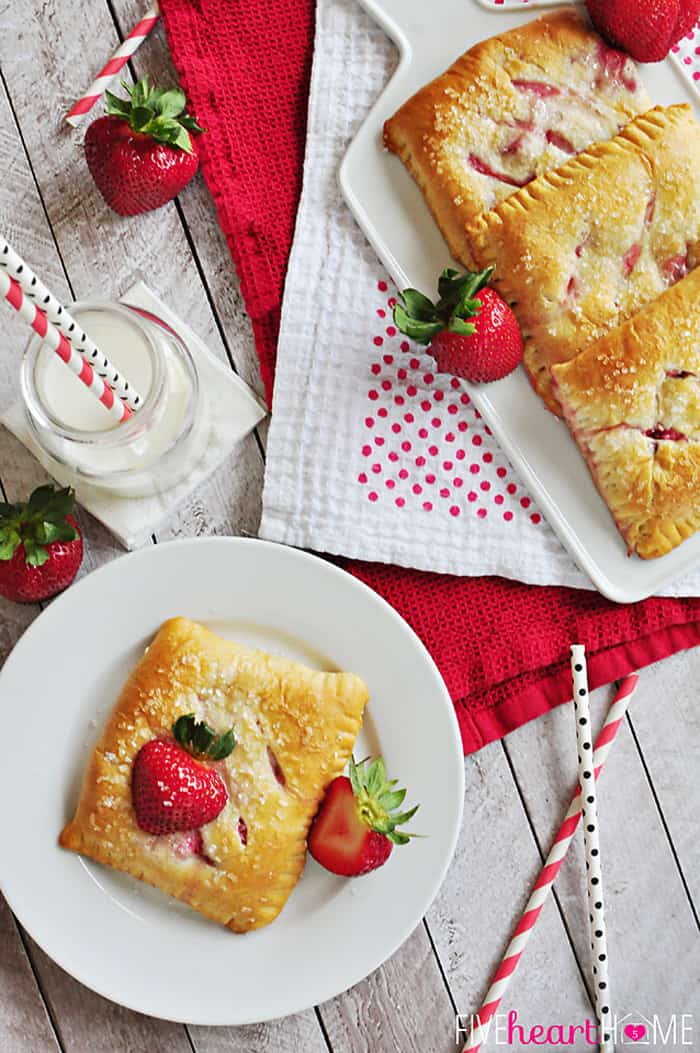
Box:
0;237;141;412
0;271;131;425
462;673;638;1053
65;4;160;127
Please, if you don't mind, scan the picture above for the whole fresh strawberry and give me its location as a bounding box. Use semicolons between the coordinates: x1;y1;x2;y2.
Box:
393;267;523;384
0;485;83;603
131;713;236;835
586;0;700;63
308;757;419;877
85;76;203;216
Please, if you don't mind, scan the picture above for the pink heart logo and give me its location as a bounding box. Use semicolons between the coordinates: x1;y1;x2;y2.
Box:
625;1024;647;1042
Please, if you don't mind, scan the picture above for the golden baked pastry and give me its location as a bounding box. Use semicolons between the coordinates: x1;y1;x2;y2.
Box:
551;268;700;559
468;105;700;413
384;7;648;267
60;617;369;932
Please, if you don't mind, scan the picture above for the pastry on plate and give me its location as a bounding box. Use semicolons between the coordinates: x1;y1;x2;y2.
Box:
551;267;700;559
60;617;369;932
468;104;700;413
383;7;648;267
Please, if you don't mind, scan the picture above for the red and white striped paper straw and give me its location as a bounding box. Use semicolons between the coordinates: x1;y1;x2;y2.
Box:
462;673;638;1053
0;270;130;425
64;4;160;127
0;237;142;412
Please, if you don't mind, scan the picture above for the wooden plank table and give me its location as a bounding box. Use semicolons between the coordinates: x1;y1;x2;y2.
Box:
0;4;698;1050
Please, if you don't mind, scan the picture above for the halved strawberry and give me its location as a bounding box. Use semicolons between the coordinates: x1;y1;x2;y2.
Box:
393;267;523;384
308;757;419;877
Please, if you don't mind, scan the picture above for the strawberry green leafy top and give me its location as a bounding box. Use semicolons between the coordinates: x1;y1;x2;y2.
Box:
172;713;236;761
393;266;496;345
105;76;203;154
349;756;419;845
0;485;78;568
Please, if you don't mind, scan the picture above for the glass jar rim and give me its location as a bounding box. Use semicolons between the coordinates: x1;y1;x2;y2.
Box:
20;298;202;490
20;300;169;449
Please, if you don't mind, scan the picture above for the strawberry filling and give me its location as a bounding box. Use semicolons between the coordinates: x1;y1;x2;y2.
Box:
545;129;575;154
496;116;536;135
666;369;694;379
511;79;561;98
171;829;204;858
662;253;690;284
622;243;641;277
645;425;687;442
170;829;216;866
267;746;286;787
644;194;656;226
237;817;248;846
565;275;581;300
468;154;533;188
501;134;525;157
595;44;638;94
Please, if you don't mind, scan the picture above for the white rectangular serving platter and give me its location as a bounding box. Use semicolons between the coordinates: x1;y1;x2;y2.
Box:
340;0;700;603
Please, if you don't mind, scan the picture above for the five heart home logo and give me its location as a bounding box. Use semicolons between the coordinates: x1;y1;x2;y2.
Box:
624;1024;647;1042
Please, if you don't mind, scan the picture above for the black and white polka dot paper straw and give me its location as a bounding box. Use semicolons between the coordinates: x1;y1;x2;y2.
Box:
571;645;613;1053
0;236;142;410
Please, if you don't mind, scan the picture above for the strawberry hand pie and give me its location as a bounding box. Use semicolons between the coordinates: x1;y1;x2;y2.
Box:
468;105;700;413
551;267;700;560
60;617;369;932
384;7;649;267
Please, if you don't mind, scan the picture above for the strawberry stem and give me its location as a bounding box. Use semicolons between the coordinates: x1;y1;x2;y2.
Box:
348;756;420;846
172;713;236;760
393;266;495;346
105;76;203;154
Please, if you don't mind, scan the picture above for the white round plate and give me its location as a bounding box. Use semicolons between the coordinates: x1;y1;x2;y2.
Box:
0;538;464;1025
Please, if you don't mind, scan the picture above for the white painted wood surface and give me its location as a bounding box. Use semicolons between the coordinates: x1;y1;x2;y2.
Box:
0;2;698;1050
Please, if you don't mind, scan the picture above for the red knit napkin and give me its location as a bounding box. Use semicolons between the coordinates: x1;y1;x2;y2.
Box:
159;0;700;753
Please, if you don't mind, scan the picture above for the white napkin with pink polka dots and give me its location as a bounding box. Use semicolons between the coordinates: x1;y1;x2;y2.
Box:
259;0;700;595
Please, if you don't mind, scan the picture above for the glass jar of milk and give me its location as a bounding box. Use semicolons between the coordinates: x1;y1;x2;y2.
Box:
20;301;209;497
